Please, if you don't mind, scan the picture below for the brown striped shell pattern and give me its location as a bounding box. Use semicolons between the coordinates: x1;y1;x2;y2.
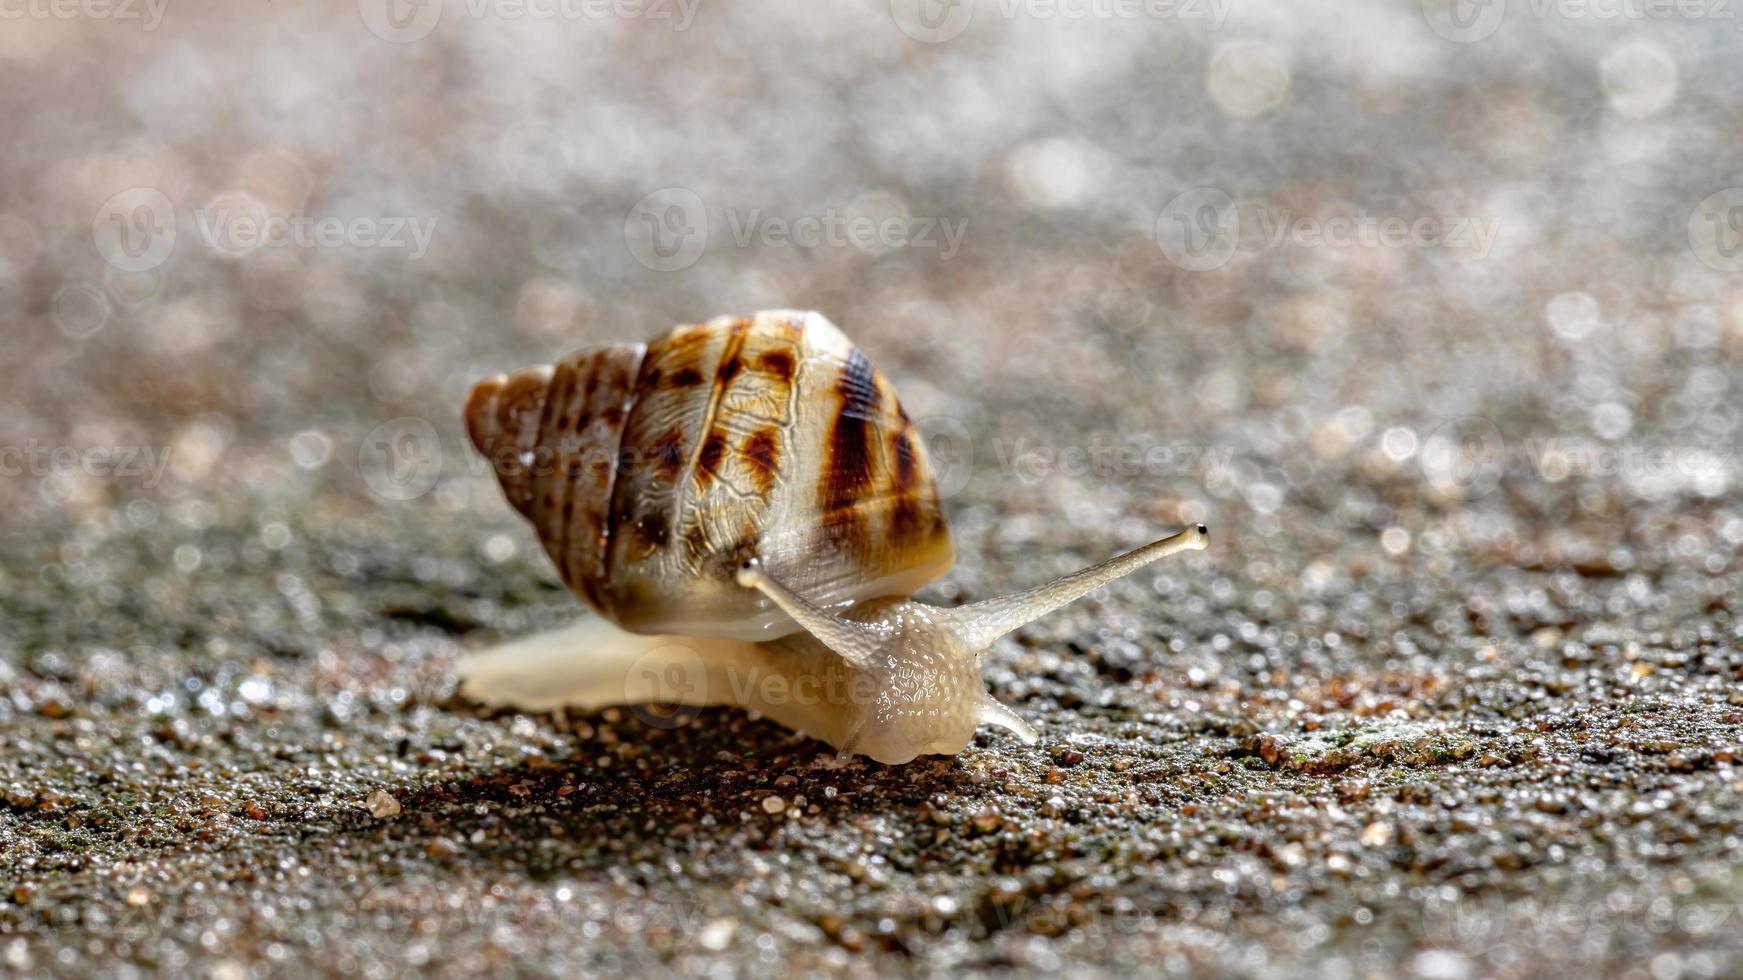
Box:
464;310;954;641
458;310;1212;764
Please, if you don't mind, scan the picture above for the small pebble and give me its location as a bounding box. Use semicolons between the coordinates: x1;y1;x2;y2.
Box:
366;789;402;818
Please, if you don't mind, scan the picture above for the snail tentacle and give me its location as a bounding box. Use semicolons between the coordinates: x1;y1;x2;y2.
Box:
976;696;1039;744
941;525;1210;652
736;558;891;670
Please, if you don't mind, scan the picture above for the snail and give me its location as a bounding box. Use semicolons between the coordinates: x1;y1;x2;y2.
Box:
456;310;1209;764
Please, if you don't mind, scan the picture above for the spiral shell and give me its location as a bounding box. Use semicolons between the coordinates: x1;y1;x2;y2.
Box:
464;310;954;640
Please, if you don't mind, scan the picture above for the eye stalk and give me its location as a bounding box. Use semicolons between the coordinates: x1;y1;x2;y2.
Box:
736;525;1211;756
940;523;1209;651
736;557;892;670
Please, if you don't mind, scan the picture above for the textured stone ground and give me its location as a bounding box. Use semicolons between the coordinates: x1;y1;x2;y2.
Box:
5;386;1742;978
5;2;1743;978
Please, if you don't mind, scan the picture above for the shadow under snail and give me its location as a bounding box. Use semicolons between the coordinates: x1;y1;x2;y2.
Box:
457;310;1209;764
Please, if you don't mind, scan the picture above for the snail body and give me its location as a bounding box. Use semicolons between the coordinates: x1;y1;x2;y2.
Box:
457;311;1209;764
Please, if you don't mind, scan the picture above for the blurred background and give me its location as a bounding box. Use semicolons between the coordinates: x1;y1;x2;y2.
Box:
3;0;1739;552
4;1;1743;976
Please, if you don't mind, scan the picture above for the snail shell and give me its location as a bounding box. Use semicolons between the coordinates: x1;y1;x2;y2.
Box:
464;310;954;641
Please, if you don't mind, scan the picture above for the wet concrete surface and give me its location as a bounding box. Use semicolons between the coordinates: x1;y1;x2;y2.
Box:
4;384;1742;978
5;2;1743;977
